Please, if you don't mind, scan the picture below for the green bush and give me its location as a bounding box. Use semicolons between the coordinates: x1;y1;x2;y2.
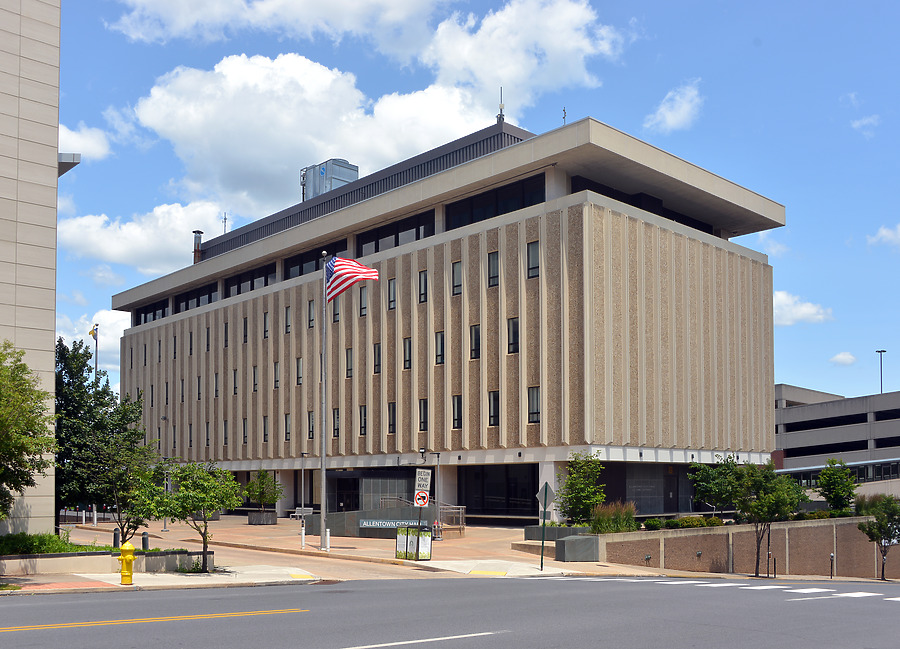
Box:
590;501;639;534
643;518;662;531
792;511;808;521
856;493;894;516
676;516;707;528
810;509;832;519
705;516;724;527
0;532;80;555
664;518;681;529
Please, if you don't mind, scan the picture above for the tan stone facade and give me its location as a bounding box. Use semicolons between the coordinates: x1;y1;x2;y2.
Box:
0;0;61;534
115;117;782;517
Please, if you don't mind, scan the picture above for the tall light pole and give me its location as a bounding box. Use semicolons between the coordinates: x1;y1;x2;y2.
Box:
877;349;887;394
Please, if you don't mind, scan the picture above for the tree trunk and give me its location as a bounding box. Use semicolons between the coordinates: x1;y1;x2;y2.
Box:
201;520;209;573
754;523;767;578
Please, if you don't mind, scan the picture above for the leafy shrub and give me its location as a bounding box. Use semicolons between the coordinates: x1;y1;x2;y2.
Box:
676;516;708;528
0;532;80;555
792;511;808;521
643;518;662;531
705;516;724;527
810;509;832;519
665;518;681;529
590;501;639;534
856;493;894;516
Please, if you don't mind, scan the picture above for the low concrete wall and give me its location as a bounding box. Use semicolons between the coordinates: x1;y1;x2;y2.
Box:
586;517;898;579
0;550;213;576
305;506;435;539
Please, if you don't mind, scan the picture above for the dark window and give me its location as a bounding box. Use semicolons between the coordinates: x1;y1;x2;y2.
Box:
296;358;303;385
470;325;480;359
224;322;228;347
284;239;348;280
206;327;210;352
418;270;428;303
273;361;280;389
143;344;146;366
173;335;176;359
355;210;435;258
308;411;315;439
373;343;381;374
435;331;445;365
223;420;228;446
150;384;154;407
189;332;193;356
332;408;340;438
189;424;193;448
527;241;540;278
284;414;291;442
359;405;367;436
243;317;248;343
445;174;544;231
388;402;396;434
263;416;268;443
180;379;184;403
214;373;219;398
387;278;396;310
165;382;168;405
332;296;340;322
346;348;353;378
284;306;291;333
508;317;519;354
135;298;169;325
197;375;201;400
359;285;367;317
403;337;412;369
173;425;176;449
419;398;428;431
308;300;315;327
451;261;462;295
205;422;210;447
489;391;500;426
173;282;218;314
233;369;238;395
157;339;161;362
253;365;258;392
242;418;248;444
784;412;867;433
452;395;462;429
263;312;269;338
528;386;540;423
487;251;499;287
224;263;276;298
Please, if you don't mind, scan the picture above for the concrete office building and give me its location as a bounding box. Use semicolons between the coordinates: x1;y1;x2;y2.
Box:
775;384;900;498
1;0;75;534
113;116;783;520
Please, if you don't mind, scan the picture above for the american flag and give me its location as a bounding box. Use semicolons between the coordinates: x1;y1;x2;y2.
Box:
325;257;379;303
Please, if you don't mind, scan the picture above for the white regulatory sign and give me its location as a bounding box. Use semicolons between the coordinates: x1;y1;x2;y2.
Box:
415;468;432;492
414;490;430;507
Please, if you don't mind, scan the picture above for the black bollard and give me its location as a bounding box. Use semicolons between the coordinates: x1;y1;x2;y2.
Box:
142;531;150;551
113;528;120;548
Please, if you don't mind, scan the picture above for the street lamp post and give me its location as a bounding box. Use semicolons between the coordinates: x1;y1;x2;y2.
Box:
419;448;442;541
877;349;887;394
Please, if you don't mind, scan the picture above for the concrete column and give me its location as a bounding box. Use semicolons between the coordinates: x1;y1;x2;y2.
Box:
538;460;563;522
276;470;294;516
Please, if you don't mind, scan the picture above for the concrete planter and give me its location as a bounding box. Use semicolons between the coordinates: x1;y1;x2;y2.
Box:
0;549;213;576
248;510;278;525
524;525;590;542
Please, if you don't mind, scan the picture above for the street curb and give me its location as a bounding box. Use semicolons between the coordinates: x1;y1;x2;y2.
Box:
0;577;331;597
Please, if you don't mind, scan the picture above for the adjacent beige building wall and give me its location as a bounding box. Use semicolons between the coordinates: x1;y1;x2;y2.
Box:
0;0;61;534
120;189;774;473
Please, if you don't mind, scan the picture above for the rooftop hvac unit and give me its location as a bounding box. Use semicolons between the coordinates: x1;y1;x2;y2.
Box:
300;158;359;201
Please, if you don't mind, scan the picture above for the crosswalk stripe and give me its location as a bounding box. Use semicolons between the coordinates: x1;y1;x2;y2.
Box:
739;585;788;590
696;583;742;587
784;588;834;594
834;592;881;598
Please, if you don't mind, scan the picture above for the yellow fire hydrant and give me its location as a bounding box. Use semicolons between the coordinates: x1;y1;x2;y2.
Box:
117;541;135;585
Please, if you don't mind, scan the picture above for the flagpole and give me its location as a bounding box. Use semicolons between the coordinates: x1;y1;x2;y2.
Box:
319;251;328;550
93;323;99;388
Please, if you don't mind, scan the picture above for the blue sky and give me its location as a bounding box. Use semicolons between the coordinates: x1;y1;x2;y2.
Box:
55;1;900;398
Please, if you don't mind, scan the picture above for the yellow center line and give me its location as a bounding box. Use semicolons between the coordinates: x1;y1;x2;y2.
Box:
0;608;309;633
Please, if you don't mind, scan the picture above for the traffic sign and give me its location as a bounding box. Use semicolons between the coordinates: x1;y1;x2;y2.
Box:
536;482;555;510
414;490;430;507
415;468;432;492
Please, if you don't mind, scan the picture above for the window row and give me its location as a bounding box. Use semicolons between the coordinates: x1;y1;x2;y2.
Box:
154;386;541;449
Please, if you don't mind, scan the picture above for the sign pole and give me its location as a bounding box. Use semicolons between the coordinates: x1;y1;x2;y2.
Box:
319;252;328;551
540;484;548;571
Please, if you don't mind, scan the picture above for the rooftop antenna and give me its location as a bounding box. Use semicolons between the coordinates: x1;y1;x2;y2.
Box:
497;87;505;124
222;212;227;234
563;107;567;125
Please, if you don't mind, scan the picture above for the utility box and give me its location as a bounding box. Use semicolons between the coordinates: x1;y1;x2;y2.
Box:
301;158;358;201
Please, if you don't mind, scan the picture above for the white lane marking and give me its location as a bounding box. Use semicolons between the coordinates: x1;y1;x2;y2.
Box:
696;583;742;587
834;592;882;598
783;588;835;594
654;580;708;585
342;631;500;648
884;597;900;602
739;585;788;590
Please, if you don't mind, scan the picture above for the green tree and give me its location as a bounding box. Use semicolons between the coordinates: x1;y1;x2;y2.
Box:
55;338;154;541
857;496;900;581
0;340;56;519
151;462;243;572
732;461;806;577
816;459;856;513
556;451;605;525
689;454;739;516
244;468;284;511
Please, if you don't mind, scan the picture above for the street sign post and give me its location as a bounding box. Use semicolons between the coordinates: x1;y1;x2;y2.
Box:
413;468;433;560
536;482;556;571
414;491;429;507
415;468;432;492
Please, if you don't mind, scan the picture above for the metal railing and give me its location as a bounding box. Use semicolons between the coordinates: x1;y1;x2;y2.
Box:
377;497;466;537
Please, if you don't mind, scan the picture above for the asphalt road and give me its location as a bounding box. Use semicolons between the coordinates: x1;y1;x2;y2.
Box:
3;577;900;648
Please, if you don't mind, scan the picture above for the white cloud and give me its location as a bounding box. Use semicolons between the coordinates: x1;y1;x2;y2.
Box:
422;0;628;113
108;0;443;59
59;122;112;160
57;194;76;216
829;352;856;366
773;290;833;326
56;308;132;379
84;264;126;287
58;201;225;276
851;114;880;139
757;231;788;257
868;223;900;247
643;78;704;134
132;54;492;217
59;290;88;306
840;92;860;108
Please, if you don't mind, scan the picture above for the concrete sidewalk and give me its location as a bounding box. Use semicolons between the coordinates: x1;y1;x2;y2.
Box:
1;515;743;594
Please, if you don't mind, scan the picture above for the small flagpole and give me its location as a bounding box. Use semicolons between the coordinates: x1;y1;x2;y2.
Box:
319;251;328;551
93;323;99;388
